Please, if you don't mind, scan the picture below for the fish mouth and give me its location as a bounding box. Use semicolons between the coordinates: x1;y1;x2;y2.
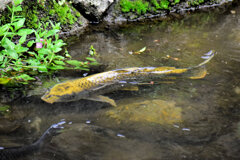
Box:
41;93;60;104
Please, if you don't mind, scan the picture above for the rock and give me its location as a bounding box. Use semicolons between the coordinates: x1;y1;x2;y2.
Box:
0;0;12;11
106;99;182;125
71;0;115;23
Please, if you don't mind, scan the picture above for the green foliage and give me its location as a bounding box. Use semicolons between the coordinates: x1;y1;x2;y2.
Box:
189;0;205;6
50;0;79;25
0;0;81;29
120;0;149;15
119;0;184;15
174;0;181;4
0;1;98;85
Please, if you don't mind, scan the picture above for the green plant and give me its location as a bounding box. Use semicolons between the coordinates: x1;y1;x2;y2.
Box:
51;0;79;25
120;0;174;15
120;0;149;15
0;0;98;85
189;0;205;6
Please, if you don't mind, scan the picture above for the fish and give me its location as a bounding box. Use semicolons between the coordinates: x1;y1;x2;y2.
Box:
0;120;65;160
41;50;215;106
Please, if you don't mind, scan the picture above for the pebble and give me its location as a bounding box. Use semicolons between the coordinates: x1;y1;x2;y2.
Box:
117;133;125;138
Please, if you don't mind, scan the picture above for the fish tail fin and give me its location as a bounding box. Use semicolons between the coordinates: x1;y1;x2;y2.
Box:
187;50;215;79
191;50;215;69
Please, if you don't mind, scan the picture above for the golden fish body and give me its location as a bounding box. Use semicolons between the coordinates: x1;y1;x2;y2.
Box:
41;51;214;104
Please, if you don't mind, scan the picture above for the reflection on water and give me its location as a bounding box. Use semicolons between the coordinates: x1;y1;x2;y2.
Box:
1;6;240;160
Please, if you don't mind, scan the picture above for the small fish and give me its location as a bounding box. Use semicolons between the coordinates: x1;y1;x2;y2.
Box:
41;51;215;106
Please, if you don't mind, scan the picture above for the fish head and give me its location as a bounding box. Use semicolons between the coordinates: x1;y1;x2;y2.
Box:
41;89;61;104
41;82;78;103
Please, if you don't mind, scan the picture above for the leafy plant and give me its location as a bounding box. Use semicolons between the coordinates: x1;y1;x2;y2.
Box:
0;0;98;85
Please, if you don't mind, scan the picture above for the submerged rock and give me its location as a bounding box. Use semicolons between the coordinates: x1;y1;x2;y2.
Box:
72;0;115;23
106;99;182;125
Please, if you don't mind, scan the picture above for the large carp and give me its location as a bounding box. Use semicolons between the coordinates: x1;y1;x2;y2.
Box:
41;51;215;106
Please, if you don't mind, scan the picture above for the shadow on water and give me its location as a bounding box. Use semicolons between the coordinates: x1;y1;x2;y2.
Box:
1;6;240;160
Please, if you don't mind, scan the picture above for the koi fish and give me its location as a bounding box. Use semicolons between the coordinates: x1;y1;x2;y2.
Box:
41;51;215;106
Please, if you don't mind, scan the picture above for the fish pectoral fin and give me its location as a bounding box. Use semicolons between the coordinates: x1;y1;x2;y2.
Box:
189;67;207;79
86;95;117;107
121;86;139;91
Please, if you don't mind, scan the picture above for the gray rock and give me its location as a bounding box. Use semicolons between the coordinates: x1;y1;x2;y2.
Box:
0;0;12;11
72;0;115;23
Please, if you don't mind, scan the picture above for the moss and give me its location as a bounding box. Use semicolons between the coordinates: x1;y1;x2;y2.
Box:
189;0;205;6
51;0;79;25
0;0;82;29
120;0;179;15
119;0;208;15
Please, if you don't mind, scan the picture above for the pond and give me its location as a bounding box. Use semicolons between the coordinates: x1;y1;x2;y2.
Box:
1;6;240;160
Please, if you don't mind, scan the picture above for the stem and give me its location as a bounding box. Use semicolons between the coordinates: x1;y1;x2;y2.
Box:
2;3;15;41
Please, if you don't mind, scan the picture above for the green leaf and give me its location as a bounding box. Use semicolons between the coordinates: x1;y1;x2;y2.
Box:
85;57;96;62
48;65;65;70
0;78;11;85
0;55;4;61
14;5;22;12
54;60;65;65
38;48;51;55
1;37;15;50
54;39;65;48
15;45;28;53
0;24;10;36
17;29;34;36
90;62;99;66
7;49;18;59
39;30;47;38
14;0;24;6
74;66;90;71
3;32;15;37
27;40;35;47
44;29;59;39
19;35;26;44
15;74;35;81
34;31;40;42
37;66;48;72
66;60;82;66
12;18;25;31
54;55;65;60
53;47;62;53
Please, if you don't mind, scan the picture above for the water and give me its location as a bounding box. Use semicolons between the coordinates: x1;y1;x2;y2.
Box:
1;6;240;160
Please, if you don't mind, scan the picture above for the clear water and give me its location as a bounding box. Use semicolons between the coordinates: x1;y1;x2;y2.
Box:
1;6;240;160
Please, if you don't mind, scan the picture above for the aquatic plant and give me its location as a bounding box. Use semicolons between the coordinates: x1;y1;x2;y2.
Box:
0;0;98;85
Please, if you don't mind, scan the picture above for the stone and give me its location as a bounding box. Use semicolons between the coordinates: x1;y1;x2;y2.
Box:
72;0;115;23
0;0;12;11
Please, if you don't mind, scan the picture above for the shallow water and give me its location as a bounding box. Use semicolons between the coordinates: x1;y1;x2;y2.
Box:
1;6;240;160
